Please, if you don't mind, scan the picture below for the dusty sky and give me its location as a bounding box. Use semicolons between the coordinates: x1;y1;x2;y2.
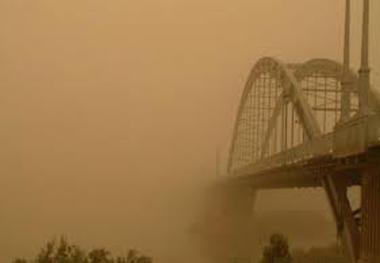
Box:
0;0;379;262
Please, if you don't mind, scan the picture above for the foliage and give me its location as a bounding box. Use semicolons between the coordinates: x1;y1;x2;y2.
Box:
260;233;292;263
13;237;152;263
259;233;350;263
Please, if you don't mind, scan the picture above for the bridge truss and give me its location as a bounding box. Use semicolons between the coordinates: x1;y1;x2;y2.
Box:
221;1;380;262
227;57;369;174
224;57;380;263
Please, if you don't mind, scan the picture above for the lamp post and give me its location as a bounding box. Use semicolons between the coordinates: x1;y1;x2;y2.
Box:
340;0;352;121
358;0;370;115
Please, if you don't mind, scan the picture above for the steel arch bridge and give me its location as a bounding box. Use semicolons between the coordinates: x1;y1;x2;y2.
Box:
228;57;379;177
219;57;380;263
212;2;380;262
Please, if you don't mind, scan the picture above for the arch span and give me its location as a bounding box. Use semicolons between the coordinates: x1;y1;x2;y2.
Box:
228;57;321;172
226;57;368;263
228;57;380;173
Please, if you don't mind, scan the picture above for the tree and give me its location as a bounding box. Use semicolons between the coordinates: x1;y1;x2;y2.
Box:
13;237;151;263
260;233;292;263
88;248;111;263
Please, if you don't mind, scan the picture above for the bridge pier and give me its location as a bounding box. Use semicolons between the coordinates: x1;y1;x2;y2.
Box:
218;183;256;263
323;174;360;262
360;162;380;263
198;182;256;263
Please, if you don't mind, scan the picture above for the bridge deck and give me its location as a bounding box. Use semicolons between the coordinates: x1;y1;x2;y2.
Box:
229;114;380;189
229;145;380;189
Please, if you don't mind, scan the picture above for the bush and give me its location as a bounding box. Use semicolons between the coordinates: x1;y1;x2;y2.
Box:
260;233;292;263
13;237;152;263
259;233;349;263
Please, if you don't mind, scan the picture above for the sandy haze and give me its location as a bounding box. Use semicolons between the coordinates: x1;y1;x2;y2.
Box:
0;1;379;262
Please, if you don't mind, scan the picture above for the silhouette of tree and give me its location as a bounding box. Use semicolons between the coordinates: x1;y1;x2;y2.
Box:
260;233;292;263
12;237;152;263
88;248;111;263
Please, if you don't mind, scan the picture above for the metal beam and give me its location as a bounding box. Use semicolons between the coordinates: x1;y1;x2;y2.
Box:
323;175;360;262
261;92;287;157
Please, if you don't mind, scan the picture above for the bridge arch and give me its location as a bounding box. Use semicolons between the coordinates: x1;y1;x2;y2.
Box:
295;58;380;113
293;59;360;135
226;57;380;263
228;57;321;172
227;57;379;173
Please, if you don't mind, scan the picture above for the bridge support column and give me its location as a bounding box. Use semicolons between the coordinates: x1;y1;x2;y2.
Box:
219;184;256;263
197;183;256;263
360;163;380;263
323;174;360;262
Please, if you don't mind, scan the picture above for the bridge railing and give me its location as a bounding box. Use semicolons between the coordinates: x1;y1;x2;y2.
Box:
235;133;333;176
235;113;380;177
334;113;380;157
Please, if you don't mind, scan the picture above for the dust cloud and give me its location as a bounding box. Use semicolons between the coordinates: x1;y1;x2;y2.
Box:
0;1;379;263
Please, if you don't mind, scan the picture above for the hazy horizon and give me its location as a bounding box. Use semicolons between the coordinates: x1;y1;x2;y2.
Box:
0;1;379;262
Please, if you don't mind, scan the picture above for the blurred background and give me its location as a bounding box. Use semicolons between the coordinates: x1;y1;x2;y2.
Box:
0;1;378;262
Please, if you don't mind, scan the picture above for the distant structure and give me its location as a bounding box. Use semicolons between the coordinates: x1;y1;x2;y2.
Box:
221;1;380;263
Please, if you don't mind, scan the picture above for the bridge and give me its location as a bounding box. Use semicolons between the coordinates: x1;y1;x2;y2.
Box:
219;1;380;263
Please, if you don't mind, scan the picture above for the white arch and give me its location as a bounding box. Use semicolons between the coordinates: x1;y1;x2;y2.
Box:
295;58;380;112
228;57;321;172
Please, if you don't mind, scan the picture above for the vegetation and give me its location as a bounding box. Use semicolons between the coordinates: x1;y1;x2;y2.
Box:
13;237;152;263
260;233;292;263
259;233;349;263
